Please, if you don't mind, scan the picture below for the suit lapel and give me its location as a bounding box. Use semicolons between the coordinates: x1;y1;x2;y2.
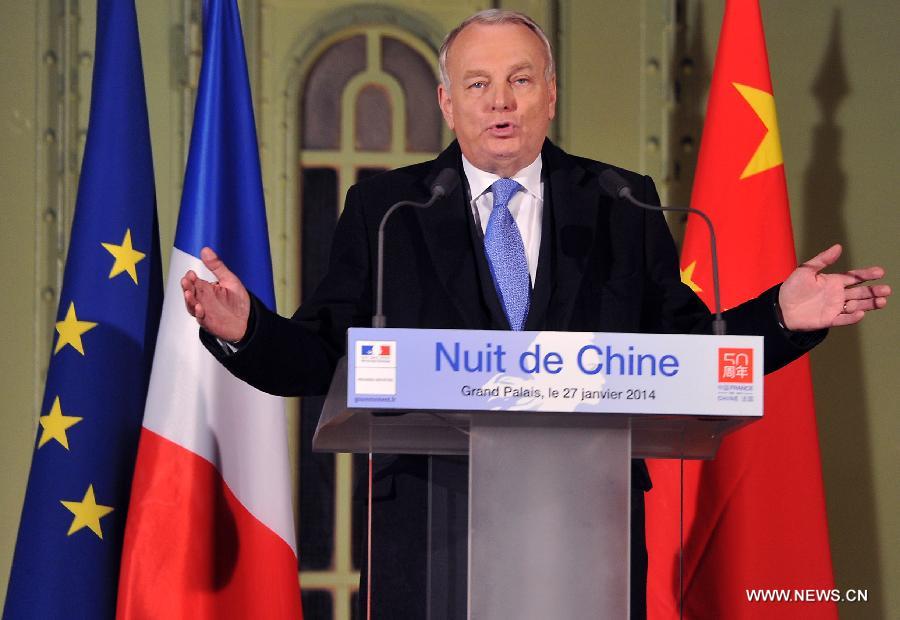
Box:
467;211;512;330
523;172;553;330
539;141;606;330
416;143;493;330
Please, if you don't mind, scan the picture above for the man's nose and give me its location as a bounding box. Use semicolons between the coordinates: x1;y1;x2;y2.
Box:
490;83;516;111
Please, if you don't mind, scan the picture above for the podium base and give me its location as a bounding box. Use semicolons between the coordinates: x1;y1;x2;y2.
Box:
467;415;631;619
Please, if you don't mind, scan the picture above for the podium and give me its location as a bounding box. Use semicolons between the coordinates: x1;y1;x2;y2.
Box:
314;328;763;618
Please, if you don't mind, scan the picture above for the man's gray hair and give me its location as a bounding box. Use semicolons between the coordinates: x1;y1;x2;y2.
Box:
438;9;556;88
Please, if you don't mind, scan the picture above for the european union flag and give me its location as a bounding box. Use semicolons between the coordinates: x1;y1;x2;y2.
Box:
3;1;162;618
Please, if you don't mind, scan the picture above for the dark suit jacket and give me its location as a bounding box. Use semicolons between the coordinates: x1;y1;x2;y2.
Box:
203;139;822;619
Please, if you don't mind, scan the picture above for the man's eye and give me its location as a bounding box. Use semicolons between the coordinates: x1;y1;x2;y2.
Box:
468;81;486;89
513;77;531;85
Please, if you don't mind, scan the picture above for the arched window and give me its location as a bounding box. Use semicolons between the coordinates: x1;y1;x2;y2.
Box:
295;25;443;618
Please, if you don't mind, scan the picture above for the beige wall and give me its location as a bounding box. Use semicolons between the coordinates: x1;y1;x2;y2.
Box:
1;1;896;617
0;2;40;609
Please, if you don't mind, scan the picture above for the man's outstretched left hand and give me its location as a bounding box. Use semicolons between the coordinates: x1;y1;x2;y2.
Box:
778;244;891;331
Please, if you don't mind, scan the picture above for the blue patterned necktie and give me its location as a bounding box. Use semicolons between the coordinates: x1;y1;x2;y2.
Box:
484;178;530;330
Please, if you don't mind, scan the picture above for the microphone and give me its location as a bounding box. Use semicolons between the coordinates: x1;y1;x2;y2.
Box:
373;168;460;328
429;167;461;199
599;169;726;336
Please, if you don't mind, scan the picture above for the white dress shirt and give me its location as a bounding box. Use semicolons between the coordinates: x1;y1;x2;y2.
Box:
461;154;544;286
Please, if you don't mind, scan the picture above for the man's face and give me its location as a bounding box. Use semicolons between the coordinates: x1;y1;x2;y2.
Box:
438;22;557;177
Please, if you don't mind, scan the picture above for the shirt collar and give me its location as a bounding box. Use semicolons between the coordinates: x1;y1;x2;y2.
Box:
461;153;543;201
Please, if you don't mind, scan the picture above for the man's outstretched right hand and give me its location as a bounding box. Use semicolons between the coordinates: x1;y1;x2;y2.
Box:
181;246;251;342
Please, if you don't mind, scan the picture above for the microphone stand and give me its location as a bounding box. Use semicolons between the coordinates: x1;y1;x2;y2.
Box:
600;170;726;335
372;170;458;328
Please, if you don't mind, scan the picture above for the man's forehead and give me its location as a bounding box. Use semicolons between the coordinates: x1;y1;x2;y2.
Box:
461;62;536;79
447;23;547;70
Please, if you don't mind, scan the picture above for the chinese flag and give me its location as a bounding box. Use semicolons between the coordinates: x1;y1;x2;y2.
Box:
646;1;837;618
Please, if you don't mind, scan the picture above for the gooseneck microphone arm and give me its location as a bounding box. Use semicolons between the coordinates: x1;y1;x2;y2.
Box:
599;169;726;336
373;168;460;328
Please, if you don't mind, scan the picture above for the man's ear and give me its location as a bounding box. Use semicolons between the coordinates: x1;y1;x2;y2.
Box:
547;75;558;121
437;83;455;130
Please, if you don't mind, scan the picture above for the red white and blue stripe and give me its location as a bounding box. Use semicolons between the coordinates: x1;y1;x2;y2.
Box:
117;1;302;617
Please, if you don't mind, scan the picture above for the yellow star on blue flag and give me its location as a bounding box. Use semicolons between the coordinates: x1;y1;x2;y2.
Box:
102;228;146;284
37;396;83;450
54;302;98;355
60;484;115;539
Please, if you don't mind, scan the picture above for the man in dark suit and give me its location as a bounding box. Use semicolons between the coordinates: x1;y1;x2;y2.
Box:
181;9;890;619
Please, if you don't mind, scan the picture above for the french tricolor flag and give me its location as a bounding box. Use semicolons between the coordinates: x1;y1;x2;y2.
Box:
117;1;302;617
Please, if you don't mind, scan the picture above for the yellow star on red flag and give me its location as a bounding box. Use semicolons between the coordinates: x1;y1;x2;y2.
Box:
101;228;146;284
680;260;703;293
733;82;784;179
60;484;114;539
54;302;98;355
